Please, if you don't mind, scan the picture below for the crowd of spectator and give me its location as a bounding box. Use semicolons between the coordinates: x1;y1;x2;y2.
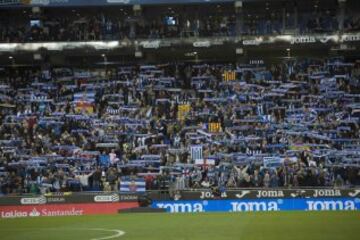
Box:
0;7;360;42
0;57;360;195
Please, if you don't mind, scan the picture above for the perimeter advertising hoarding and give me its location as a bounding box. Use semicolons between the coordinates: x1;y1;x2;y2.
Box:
1;189;359;206
152;198;360;213
0;193;139;206
177;189;360;200
0;202;139;218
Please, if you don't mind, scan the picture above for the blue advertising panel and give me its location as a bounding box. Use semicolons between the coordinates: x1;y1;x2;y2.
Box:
152;198;360;213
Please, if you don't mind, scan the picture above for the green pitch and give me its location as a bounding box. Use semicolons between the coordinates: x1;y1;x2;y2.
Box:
0;212;359;240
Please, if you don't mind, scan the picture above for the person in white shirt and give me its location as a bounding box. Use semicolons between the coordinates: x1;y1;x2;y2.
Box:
109;149;119;165
76;171;94;191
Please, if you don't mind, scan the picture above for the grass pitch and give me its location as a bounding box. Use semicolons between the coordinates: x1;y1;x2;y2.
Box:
0;211;359;240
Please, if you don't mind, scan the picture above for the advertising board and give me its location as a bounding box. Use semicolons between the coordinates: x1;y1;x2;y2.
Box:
152;198;360;213
0;202;139;218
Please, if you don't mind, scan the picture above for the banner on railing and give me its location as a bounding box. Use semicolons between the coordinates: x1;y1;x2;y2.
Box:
120;178;146;192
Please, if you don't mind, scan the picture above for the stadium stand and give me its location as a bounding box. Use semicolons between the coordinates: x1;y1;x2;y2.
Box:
0;0;359;197
0;59;360;195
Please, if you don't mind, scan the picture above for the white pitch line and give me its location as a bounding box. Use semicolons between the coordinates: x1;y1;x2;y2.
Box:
0;227;126;240
87;228;126;240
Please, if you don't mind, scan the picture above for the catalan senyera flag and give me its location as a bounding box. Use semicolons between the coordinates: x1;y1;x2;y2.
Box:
75;101;94;114
223;71;236;81
177;104;191;121
208;122;222;133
